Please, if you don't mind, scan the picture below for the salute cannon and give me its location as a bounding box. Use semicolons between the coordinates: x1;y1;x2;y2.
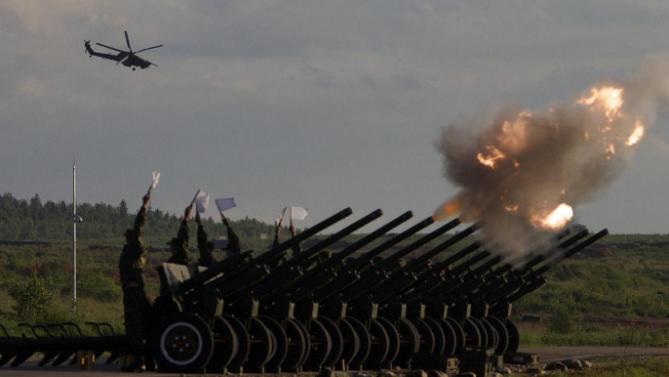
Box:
0;207;608;375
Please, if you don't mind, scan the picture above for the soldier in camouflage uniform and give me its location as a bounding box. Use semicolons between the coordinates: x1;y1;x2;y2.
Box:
195;211;215;267
118;193;152;372
167;205;192;265
221;214;241;255
196;210;241;263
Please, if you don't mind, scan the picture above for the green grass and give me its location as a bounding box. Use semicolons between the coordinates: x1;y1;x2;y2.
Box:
0;234;667;347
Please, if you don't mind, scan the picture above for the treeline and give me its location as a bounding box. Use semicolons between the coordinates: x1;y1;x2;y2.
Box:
0;193;276;250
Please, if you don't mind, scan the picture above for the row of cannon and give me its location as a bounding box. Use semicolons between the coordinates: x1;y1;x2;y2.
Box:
0;207;607;374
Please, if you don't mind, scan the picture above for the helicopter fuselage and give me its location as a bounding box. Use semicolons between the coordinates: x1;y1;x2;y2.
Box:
122;54;151;70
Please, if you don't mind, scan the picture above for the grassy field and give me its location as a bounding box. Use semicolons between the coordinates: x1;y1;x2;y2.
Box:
0;233;667;345
550;356;669;377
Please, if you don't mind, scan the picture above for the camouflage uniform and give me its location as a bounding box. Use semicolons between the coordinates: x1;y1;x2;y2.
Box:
167;218;191;265
196;223;214;267
225;222;241;254
118;205;152;365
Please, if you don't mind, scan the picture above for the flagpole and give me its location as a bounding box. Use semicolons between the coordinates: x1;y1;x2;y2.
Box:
72;158;77;312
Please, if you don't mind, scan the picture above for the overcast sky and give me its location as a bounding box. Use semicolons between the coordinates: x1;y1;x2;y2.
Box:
2;1;669;233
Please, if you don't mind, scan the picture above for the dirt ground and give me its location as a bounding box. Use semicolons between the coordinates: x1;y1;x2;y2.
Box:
0;347;668;376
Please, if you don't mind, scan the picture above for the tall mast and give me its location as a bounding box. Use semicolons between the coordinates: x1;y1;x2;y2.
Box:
72;158;77;312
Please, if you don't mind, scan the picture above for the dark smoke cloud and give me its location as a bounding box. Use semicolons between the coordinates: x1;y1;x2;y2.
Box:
435;63;669;257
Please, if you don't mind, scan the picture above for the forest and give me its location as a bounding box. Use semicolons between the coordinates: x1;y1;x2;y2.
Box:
0;193;276;250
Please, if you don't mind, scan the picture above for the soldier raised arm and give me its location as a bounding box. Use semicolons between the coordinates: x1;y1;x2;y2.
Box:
195;211;215;267
220;212;241;255
272;208;286;249
118;192;152;372
167;205;192;265
289;220;302;255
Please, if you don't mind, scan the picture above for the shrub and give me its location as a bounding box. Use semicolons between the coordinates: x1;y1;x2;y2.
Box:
8;272;53;322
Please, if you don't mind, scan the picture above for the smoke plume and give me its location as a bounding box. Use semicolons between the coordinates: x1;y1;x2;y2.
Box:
435;61;669;257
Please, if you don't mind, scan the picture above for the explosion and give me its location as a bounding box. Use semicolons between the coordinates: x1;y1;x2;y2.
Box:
531;203;574;231
435;74;658;256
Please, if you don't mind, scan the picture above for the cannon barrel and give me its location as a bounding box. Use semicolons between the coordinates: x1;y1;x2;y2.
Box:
434;240;483;270
281;211;414;296
311;216;438;300
450;249;491;275
351;216;434;269
533;228;609;276
249;209;385;297
520;228;589;271
491;228;608;304
373;218;461;271
288;208;384;266
402;240;483;302
476;228;591;299
405;224;478;272
470;254;502;276
370;227;478;302
178;207;353;294
324;210;413;266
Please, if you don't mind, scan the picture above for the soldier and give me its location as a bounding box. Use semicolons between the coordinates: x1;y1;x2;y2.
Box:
196;210;241;264
195;211;215;267
118;193;152;372
271;219;282;249
288;220;302;256
271;207;287;249
220;212;241;256
167;205;192;265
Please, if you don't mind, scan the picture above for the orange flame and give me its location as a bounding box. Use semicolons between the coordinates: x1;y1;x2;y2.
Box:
476;145;506;169
531;203;573;231
626;120;645;146
504;204;519;212
577;86;624;122
433;197;461;221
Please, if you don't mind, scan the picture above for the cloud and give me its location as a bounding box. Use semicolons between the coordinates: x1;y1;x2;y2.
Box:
16;77;46;99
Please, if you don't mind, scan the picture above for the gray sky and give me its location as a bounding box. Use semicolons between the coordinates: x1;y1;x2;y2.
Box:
1;0;669;233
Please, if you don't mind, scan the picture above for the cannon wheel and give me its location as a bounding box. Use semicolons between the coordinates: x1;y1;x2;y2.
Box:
304;318;332;371
346;316;371;370
207;316;238;372
470;317;490;348
395;318;421;368
338;318;361;368
259;315;288;373
319;316;345;368
415;318;437;354
423;317;446;356
463;317;482;348
480;318;499;350
486;316;509;355
364;318;390;370
282;318;309;372
222;314;250;373
376;317;400;368
504;319;520;353
245;317;274;372
443;317;465;355
152;312;214;373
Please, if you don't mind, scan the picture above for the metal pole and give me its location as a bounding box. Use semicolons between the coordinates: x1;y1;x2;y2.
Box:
73;159;77;312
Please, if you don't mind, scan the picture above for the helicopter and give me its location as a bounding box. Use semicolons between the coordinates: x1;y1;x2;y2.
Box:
84;31;162;70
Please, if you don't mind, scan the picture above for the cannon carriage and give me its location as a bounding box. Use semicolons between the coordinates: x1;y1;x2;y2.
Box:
0;207;607;374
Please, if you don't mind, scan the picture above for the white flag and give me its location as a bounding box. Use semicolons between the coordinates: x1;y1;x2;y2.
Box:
195;190;210;213
151;171;161;190
215;197;236;213
290;206;308;221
